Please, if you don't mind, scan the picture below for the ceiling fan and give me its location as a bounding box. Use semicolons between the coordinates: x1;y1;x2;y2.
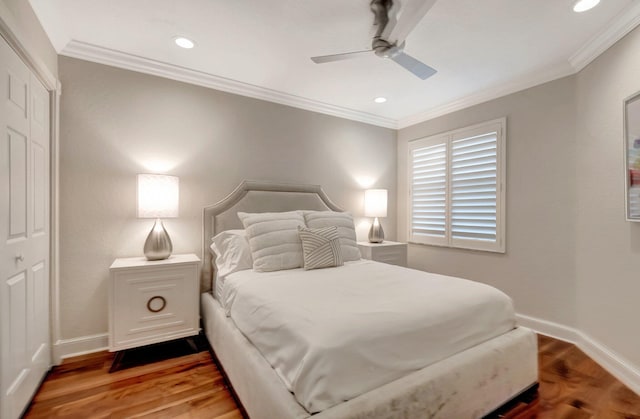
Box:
311;0;438;80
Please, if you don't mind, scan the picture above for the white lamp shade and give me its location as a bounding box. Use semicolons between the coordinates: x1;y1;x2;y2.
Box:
137;174;179;218
364;189;387;218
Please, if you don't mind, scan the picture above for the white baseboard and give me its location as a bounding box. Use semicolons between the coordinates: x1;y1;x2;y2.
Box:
517;313;640;395
578;333;640;396
52;333;109;364
516;313;581;343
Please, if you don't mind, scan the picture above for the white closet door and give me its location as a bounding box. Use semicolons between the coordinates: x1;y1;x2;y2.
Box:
0;36;51;419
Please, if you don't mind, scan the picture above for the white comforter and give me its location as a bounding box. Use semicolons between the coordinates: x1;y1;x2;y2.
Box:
222;260;515;413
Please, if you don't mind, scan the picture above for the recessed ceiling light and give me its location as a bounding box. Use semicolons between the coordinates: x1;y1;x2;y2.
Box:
573;0;600;12
374;97;387;104
174;36;195;49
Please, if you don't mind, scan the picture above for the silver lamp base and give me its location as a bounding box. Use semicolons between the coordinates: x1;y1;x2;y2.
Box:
144;218;173;260
368;217;385;243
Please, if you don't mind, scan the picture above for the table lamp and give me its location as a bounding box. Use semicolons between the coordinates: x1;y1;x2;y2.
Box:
137;174;179;260
364;189;387;243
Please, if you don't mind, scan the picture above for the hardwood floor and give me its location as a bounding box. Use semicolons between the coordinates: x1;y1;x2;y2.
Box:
24;338;242;419
498;335;640;419
24;335;640;418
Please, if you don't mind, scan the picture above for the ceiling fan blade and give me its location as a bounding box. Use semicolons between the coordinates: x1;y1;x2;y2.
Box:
390;51;437;80
382;0;438;45
311;50;372;64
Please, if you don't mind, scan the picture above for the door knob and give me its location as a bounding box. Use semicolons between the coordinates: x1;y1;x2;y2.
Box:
15;254;24;262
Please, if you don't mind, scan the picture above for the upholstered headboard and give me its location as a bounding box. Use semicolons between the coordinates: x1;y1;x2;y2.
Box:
201;180;344;291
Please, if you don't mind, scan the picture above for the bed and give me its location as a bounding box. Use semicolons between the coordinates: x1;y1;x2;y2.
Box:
200;180;538;419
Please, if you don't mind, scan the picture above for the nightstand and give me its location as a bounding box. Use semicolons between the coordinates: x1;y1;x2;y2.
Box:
358;241;408;267
108;254;201;362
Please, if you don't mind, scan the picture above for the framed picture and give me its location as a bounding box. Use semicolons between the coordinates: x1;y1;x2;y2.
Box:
625;91;640;221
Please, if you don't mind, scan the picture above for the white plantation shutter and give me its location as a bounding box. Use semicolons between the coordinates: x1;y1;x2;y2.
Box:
410;139;448;245
408;119;505;253
451;132;497;243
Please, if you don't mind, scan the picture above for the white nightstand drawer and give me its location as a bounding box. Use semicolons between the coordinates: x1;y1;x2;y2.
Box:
372;246;405;265
109;254;200;352
358;241;408;267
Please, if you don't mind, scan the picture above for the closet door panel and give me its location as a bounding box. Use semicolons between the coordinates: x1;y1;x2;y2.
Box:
0;36;51;419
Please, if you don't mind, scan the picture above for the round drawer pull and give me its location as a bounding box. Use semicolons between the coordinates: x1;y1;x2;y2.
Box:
146;296;166;313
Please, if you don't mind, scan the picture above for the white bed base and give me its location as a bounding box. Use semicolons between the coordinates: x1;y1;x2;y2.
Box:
201;292;538;419
201;181;538;418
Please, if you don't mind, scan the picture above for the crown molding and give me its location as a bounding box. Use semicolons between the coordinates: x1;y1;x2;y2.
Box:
59;0;640;134
569;1;640;72
60;40;398;129
397;63;575;129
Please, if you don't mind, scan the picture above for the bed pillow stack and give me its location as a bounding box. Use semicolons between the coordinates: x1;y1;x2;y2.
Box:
232;210;360;273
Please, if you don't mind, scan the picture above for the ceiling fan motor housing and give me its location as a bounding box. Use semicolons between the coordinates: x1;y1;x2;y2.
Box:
373;37;402;59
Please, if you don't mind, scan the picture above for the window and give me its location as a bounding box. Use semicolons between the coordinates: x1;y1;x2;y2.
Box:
408;118;506;253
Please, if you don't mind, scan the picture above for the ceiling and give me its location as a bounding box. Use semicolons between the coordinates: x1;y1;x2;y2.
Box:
30;0;640;129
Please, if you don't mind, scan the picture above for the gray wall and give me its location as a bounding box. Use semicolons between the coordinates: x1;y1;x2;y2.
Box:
398;77;578;327
575;27;640;368
398;25;640;374
58;56;396;339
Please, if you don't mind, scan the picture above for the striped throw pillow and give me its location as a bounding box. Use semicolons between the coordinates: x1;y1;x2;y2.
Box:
298;226;344;270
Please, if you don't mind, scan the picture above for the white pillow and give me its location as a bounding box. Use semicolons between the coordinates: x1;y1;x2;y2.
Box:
304;211;361;261
210;229;253;278
238;211;306;272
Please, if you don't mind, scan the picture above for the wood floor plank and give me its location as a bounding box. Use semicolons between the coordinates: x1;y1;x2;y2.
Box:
25;334;640;418
34;351;213;402
131;387;240;419
29;364;224;417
